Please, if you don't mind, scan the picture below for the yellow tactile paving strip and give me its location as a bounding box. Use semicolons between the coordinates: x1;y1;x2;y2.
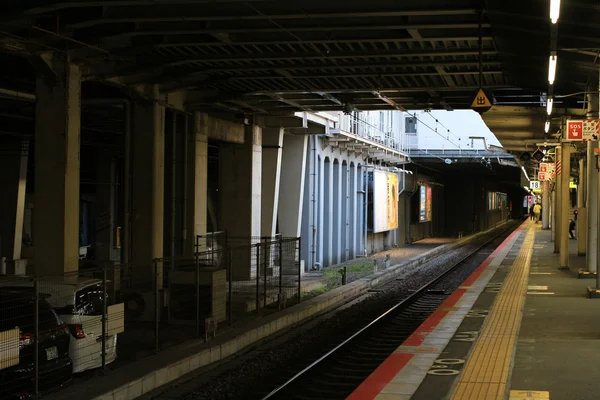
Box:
450;223;535;400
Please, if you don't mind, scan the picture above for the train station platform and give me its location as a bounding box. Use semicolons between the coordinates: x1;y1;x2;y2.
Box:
44;230;498;400
349;220;599;400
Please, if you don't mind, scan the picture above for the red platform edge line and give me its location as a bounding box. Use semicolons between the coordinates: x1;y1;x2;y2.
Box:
346;221;526;400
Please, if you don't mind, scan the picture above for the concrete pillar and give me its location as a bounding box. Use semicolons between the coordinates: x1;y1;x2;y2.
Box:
588;141;599;273
542;180;550;229
317;155;324;268
333;160;342;263
219;125;262;279
278;134;308;238
554;146;562;253
578;154;587;256
95;154;120;261
349;162;357;259
0;139;29;272
34;60;81;275
131;89;165;286
185;112;208;255
261;128;284;238
324;158;333;265
559;143;571;269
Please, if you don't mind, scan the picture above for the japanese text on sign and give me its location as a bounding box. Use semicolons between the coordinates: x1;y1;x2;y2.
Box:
566;120;600;141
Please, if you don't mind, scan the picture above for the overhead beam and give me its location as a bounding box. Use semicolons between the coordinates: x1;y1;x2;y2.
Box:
192;60;502;75
99;22;493;40
372;91;407;112
154;36;495;48
68;8;480;29
103;49;498;78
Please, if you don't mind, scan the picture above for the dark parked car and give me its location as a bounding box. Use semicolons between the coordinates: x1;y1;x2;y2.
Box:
0;288;72;399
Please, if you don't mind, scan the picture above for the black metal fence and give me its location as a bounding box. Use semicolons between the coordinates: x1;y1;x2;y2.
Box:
227;237;301;324
0;233;300;400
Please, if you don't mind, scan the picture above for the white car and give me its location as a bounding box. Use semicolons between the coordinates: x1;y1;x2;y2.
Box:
45;279;120;373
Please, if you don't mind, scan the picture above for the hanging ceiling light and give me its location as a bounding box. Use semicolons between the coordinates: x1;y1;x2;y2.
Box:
548;54;557;84
547;98;553;115
550;0;561;23
545;121;550;133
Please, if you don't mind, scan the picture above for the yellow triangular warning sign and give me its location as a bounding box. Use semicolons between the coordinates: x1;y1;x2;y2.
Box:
471;88;492;108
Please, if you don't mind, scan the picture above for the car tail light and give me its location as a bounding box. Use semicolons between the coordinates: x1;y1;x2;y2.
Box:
19;333;33;348
68;324;86;339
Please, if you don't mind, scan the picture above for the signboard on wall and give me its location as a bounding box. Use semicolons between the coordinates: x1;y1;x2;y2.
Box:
372;170;399;233
566;120;600;141
419;185;432;223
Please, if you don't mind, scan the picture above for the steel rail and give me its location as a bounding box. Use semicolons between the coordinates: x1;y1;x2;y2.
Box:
261;221;517;400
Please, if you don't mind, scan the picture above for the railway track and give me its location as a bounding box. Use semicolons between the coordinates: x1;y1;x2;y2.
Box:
258;222;518;400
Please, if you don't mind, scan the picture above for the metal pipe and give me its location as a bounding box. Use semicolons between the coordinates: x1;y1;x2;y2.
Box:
588;90;599;273
559;142;571;269
123;101;132;267
551;188;556;241
311;135;317;269
34;276;39;398
101;265;107;372
0;87;35;101
363;163;368;256
578;150;587;257
554;146;562;253
171;113;177;272
182;114;189;254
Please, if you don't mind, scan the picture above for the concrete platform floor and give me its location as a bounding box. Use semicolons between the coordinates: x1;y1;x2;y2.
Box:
510;228;600;400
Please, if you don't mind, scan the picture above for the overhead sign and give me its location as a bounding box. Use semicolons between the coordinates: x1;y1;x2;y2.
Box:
530;181;541;190
566;120;600;141
471;88;492;113
539;163;555;181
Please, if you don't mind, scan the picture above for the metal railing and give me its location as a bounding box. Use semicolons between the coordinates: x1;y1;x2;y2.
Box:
0;233;301;400
335;112;407;153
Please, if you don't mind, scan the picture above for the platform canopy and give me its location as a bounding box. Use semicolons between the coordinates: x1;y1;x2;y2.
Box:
0;0;597;157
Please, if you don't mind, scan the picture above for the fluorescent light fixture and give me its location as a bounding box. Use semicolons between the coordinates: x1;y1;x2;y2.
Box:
550;0;561;23
547;98;553;115
548;54;557;84
545;121;550;133
521;166;530;181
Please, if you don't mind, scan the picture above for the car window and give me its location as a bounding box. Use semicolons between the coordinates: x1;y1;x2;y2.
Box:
75;284;107;316
0;294;63;332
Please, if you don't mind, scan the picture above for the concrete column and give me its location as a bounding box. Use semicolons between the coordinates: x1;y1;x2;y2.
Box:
559;143;571;269
349;162;357;259
578;154;587;256
317;155;324;268
219;125;262;279
333;160;342;263
589;141;599;272
34;60;81;275
542;180;550;229
261;128;284;238
554;146;562;253
0;139;28;272
323;158;333;265
131;90;165;286
185;112;208;255
278;134;308;238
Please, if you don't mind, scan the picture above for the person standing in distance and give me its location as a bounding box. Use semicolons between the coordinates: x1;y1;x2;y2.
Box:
533;202;542;223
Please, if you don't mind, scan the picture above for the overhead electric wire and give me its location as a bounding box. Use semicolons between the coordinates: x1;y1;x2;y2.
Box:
410;112;462;150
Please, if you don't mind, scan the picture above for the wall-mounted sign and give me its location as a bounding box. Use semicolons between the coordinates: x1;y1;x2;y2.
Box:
530;181;541;190
566;120;600;141
419;185;432;223
372;171;399;233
